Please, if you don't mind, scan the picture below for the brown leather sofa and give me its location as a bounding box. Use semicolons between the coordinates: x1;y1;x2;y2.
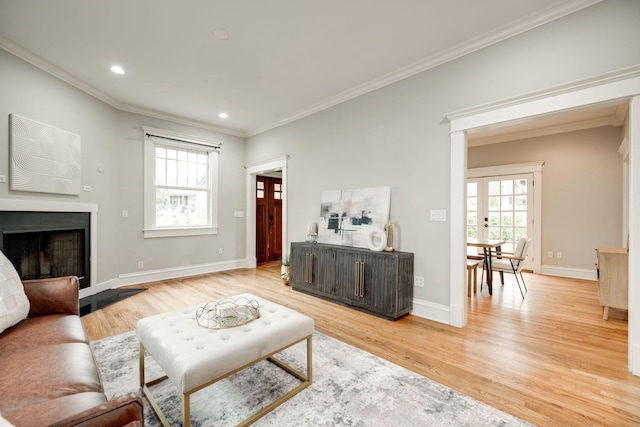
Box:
0;276;143;426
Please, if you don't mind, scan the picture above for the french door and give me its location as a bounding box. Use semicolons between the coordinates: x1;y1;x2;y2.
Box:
467;173;534;270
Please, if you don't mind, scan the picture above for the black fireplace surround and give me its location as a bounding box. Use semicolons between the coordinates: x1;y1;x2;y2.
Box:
0;211;90;289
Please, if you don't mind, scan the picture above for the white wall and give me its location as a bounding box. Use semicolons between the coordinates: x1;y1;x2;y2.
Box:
0;48;247;289
245;0;640;307
469;126;624;276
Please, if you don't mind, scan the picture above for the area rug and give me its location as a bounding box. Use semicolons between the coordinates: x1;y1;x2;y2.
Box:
91;331;531;426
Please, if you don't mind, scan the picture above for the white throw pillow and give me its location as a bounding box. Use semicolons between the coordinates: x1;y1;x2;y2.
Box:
0;250;30;334
0;413;15;427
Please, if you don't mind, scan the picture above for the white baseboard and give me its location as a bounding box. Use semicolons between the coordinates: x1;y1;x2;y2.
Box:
632;344;640;376
540;265;597;281
79;258;249;298
410;297;450;325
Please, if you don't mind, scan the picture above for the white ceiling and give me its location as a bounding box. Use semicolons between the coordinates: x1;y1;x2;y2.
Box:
0;0;603;138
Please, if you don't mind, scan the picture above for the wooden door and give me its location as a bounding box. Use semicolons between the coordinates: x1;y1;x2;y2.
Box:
256;176;282;263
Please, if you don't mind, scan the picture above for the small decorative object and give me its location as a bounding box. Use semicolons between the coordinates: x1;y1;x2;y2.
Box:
384;221;395;252
281;256;291;285
305;222;318;243
215;302;237;317
196;296;260;329
367;226;386;252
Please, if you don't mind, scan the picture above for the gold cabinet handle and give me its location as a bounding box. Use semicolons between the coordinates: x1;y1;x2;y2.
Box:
354;261;360;296
354;261;365;297
359;261;365;297
305;253;313;284
304;253;308;283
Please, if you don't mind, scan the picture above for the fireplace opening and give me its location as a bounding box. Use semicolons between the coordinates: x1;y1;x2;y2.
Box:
0;211;90;289
3;229;85;282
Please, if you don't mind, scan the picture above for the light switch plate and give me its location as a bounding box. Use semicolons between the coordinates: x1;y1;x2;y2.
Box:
430;210;447;221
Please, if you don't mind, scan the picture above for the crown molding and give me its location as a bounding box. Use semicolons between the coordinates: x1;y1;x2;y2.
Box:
446;64;640;135
0;35;121;108
0;0;603;139
121;104;245;138
0;35;245;139
467;113;626;147
245;0;602;137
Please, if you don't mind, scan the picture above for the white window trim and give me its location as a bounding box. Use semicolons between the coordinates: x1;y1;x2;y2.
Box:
142;126;220;238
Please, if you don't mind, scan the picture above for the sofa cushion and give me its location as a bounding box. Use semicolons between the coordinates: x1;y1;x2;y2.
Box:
0;343;103;414
0;314;88;355
3;392;108;427
0;251;29;334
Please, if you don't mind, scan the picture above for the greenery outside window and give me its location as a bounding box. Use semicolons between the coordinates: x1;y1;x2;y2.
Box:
143;126;220;238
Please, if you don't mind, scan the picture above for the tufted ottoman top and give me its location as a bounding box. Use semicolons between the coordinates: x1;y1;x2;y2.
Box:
136;293;314;394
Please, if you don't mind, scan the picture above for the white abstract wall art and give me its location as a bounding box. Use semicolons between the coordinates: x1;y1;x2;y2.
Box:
318;186;391;249
9;114;81;195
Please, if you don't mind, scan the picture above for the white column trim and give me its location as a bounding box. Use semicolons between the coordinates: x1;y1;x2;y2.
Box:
628;96;640;374
450;131;467;328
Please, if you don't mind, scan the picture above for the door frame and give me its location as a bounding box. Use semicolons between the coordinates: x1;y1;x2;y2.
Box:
447;68;640;374
245;155;288;268
467;162;543;274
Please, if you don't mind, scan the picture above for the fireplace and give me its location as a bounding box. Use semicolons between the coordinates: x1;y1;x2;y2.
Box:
0;211;90;289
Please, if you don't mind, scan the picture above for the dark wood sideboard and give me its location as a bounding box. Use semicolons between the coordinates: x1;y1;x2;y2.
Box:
290;242;414;320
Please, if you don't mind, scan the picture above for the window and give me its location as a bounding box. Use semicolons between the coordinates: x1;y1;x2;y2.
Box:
142;126;220;238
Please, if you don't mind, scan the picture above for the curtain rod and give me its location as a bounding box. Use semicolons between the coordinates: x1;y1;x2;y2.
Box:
145;132;221;150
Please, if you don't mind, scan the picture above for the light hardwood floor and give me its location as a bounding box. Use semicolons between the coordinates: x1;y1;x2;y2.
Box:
82;264;640;426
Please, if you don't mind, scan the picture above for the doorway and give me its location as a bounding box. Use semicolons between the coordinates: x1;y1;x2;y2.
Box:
256;175;283;263
447;72;640;373
467;173;535;271
245;155;289;269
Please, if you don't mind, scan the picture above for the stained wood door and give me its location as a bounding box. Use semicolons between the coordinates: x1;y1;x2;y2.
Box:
256;176;282;263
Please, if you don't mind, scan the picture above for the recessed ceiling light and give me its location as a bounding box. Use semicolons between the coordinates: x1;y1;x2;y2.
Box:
213;28;229;41
219;112;228;119
110;65;125;75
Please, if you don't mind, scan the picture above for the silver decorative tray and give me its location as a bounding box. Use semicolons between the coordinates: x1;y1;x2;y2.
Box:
196;296;260;329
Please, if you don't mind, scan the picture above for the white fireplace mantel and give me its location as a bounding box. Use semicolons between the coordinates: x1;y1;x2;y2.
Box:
0;199;98;296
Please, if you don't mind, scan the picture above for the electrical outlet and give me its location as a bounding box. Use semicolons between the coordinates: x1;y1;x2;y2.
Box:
83;185;92;192
218;248;223;255
556;252;562;259
414;276;424;287
547;251;554;258
138;261;144;269
122;210;129;218
0;175;6;183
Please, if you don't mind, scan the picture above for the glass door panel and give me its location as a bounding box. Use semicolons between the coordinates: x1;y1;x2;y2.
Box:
467;174;533;268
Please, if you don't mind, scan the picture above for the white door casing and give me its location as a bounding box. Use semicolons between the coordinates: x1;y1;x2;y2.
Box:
447;68;640;375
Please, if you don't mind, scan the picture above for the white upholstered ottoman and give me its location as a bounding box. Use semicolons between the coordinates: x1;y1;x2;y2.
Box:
136;293;314;427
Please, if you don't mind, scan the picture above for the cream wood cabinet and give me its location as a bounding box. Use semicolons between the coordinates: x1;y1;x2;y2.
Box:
596;247;628;320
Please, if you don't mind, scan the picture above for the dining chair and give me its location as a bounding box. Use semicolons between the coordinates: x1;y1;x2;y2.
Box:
485;236;531;298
